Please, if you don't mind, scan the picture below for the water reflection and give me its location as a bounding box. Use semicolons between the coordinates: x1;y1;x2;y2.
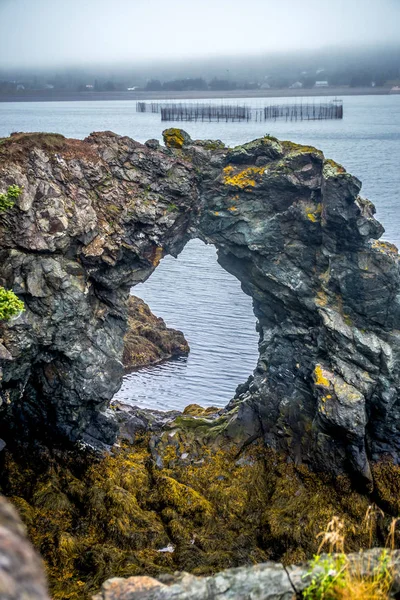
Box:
114;240;259;411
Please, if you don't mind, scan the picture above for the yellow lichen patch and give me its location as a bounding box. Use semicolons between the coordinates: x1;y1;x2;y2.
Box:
304;202;322;223
281;140;322;156
183;404;220;417
314;364;331;387
223;165;266;189
227;206;238;212
372;240;399;257
332;378;363;404
163;129;186;149
324;158;346;173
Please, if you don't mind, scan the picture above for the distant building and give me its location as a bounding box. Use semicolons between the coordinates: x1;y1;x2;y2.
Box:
390;86;400;94
260;82;271;89
85;84;94;89
127;86;138;91
314;81;329;88
16;84;25;91
289;81;303;89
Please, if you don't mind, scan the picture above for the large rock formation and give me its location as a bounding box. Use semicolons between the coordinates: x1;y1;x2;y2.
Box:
0;129;399;484
123;296;189;370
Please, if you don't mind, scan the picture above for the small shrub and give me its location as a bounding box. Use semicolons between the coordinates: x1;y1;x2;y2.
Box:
0;287;24;320
0;185;22;212
303;553;347;600
302;513;394;600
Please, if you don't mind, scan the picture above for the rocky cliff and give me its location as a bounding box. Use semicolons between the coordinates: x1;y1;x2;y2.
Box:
0;128;399;485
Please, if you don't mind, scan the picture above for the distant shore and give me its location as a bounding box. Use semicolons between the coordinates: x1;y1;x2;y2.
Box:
0;86;396;103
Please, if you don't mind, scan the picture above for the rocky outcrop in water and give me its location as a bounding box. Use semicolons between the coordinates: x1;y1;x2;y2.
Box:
0;129;399;484
123;296;189;370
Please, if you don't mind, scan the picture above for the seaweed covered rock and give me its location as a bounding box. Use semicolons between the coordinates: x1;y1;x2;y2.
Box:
0;412;380;600
123;296;189;369
0;129;399;484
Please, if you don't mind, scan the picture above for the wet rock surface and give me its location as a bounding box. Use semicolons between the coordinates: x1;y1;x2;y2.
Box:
0;130;399;483
123;295;189;370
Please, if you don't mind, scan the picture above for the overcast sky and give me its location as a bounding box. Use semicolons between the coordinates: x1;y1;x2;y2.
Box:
0;0;399;68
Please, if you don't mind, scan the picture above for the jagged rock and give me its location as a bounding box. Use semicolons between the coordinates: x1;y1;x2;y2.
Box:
0;130;399;482
92;564;294;600
0;495;49;599
123;295;189;370
93;550;400;600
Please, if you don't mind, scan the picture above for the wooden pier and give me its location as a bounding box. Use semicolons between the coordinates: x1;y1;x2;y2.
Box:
136;99;343;122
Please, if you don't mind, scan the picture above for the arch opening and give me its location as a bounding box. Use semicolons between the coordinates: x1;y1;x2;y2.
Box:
114;238;259;412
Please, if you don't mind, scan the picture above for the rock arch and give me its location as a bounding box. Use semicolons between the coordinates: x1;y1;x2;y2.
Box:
0;129;398;482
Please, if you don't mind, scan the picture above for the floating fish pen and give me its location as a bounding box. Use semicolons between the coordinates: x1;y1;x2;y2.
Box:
136;102;161;113
160;103;252;122
259;100;343;121
136;99;343;122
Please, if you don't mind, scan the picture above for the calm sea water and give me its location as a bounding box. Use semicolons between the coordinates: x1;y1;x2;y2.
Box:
1;96;399;410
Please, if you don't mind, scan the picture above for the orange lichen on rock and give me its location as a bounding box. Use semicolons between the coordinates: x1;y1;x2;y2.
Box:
372;240;399;257
303;202;322;223
223;165;265;189
162;129;187;149
314;364;331;387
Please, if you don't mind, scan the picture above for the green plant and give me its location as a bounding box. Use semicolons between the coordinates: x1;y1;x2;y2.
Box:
303;553;347;600
0;287;24;320
302;513;395;600
0;185;22;212
167;203;178;213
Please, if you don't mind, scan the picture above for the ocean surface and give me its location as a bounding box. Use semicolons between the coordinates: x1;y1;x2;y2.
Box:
1;95;399;410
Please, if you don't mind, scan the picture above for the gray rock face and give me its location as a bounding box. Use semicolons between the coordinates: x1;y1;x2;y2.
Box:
0;496;50;599
93;563;295;600
0;130;399;480
93;550;400;600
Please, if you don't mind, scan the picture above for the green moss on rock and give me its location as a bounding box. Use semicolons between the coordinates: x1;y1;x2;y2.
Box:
0;287;24;320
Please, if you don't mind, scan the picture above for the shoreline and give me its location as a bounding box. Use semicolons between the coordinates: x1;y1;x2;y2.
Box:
0;86;396;103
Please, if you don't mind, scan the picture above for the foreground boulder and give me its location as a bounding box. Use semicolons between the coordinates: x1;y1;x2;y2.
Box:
0;130;399;482
0;495;49;599
93;549;400;600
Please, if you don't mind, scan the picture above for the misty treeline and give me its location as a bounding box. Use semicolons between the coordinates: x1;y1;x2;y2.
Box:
1;45;399;94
